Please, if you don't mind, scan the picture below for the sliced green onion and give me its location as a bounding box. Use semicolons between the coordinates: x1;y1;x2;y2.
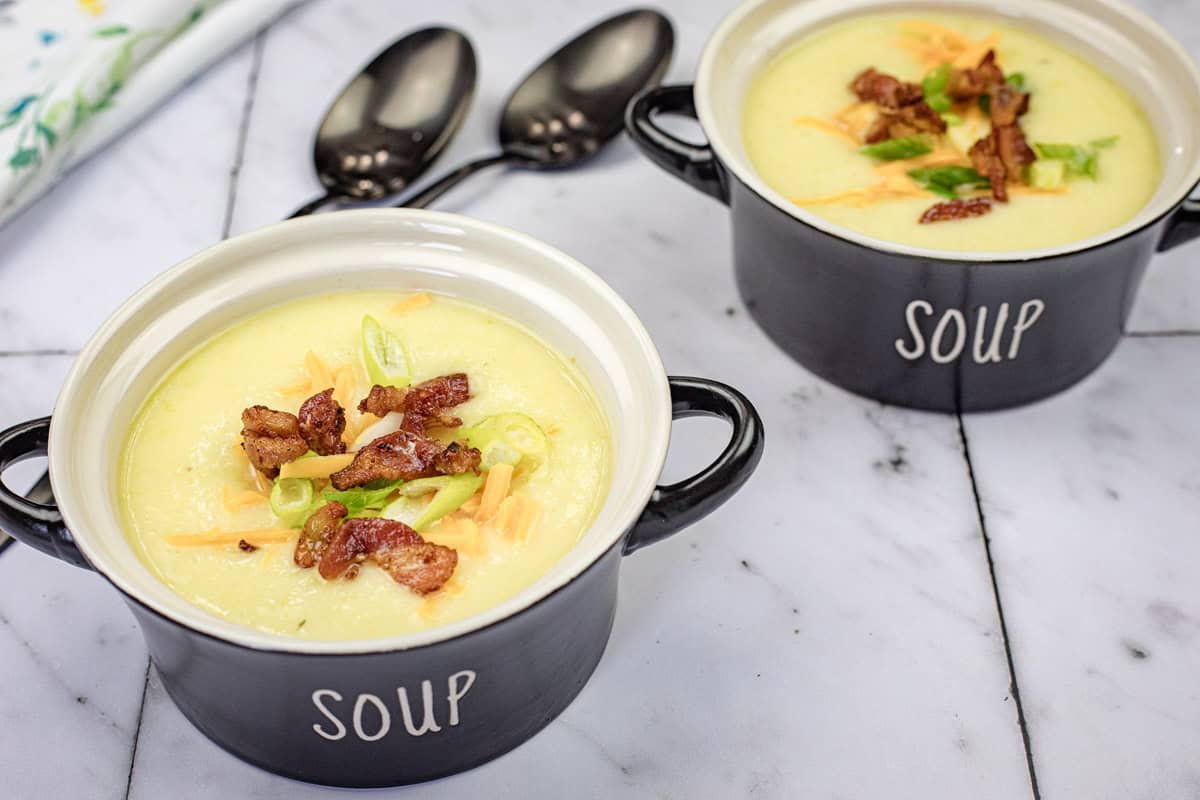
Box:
380;473;484;532
941;112;963;126
1006;72;1027;91
858;135;934;161
270;478;315;527
462;413;550;474
922;63;951;98
361;314;411;388
1032;140;1115;180
1027;159;1066;189
323;480;403;517
907;165;991;199
926;94;951;113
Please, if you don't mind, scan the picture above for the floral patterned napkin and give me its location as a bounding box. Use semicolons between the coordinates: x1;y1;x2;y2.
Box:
0;0;303;227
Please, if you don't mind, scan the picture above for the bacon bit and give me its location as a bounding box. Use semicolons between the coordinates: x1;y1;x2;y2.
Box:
850;67;946;144
919;197;993;223
390;292;432;314
241;406;309;478
329;430;450;489
167;529;296;547
475;463;514;522
295;501;347;569
222;486;268;512
298;388;347;456
318;517;457;594
238;539;258;552
400;373;471;433
358;384;407;418
278;453;356;480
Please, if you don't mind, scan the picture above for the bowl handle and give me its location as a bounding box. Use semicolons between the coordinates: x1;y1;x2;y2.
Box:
624;377;764;554
625;85;730;205
1158;197;1200;252
0;417;91;569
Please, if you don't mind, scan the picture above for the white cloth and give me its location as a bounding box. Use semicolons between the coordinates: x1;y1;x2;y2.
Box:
0;0;302;226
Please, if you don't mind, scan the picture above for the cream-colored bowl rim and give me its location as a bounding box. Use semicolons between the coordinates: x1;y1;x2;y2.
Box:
695;0;1200;262
48;210;672;654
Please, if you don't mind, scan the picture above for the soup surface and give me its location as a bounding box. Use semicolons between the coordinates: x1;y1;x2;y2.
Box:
119;291;611;640
741;13;1160;251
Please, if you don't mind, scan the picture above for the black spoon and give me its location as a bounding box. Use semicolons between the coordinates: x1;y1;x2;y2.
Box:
290;27;477;217
396;8;673;209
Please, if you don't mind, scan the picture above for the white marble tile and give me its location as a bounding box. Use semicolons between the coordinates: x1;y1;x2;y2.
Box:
962;336;1200;800
0;41;256;352
0;354;149;800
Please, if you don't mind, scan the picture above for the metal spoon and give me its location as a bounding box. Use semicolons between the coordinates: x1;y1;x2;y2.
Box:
290;27;477;218
396;8;673;209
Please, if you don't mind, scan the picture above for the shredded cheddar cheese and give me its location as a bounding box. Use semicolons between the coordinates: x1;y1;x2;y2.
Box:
475;463;514;522
390;292;432;314
278;453;355;479
792;116;861;145
222;486;267;512
167;529;296;547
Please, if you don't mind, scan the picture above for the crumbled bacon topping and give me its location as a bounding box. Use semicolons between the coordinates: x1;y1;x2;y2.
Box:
399;373;471;433
298;388;346;456
238;539;258;553
945;50;1006;101
954;50;1034;203
919;197;994;224
241;406;308;478
294;501;347;568
318;517;457;594
358;384;407;418
357;374;471;433
328;429;480;490
850;67;947;143
432;441;482;475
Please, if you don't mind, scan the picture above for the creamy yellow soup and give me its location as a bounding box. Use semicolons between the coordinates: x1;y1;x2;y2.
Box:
741;13;1161;251
119;292;611;640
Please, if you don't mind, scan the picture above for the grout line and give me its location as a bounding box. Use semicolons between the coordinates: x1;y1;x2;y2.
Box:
124;32;268;797
1123;329;1200;338
221;32;266;239
122;660;152;800
0;348;78;358
956;412;1041;800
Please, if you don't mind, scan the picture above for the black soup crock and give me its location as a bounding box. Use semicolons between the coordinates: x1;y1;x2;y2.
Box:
0;211;763;787
627;0;1200;412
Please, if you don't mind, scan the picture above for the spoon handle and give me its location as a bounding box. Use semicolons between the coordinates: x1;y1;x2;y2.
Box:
288;191;342;218
396;153;514;209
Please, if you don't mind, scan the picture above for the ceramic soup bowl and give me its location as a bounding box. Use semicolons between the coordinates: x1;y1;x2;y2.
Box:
0;210;763;787
626;0;1200;411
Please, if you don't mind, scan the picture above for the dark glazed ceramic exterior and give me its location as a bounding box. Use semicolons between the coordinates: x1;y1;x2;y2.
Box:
627;0;1200;414
0;376;762;787
627;84;1200;412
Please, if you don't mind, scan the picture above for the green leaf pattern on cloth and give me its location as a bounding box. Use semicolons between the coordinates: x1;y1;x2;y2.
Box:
4;3;208;177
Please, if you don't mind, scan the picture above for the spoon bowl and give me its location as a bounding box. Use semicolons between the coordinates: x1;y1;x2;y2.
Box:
291;28;477;217
398;9;673;208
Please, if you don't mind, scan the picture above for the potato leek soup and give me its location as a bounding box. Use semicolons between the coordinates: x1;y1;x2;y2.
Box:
741;13;1161;251
118;291;611;640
